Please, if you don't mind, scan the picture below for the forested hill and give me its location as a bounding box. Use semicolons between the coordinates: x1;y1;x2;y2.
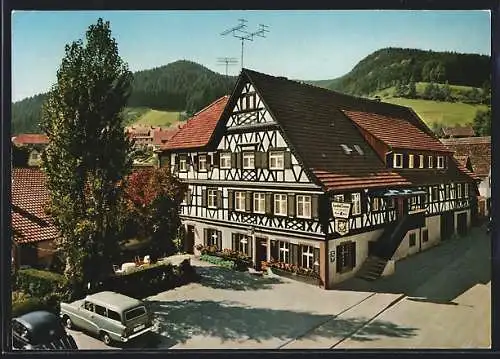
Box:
12;60;236;135
309;47;490;96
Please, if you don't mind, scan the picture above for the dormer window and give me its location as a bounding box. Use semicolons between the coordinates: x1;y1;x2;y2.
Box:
419;155;424;168
353;145;364;155
393;153;403;168
437;156;445;169
428;156;434;168
198;155;207;171
340;144;353;155
242;152;255;169
409;154;414;169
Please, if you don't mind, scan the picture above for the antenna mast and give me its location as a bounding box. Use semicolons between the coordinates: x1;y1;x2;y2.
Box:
221;20;270;70
216;57;239;77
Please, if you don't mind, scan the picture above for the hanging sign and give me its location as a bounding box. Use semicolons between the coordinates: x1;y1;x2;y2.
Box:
332;202;351;219
329;250;336;263
336;218;350;236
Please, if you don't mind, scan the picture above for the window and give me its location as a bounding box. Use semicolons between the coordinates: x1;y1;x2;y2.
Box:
333;194;344;203
235;192;246;211
422;229;429;243
269;151;284;170
388;198;395;209
107;310;121;322
432;187;439;202
428;156;433;168
409;233;416;247
125;306;146;321
233;233;250;255
341;144;353;155
336;241;355;273
410;196;417;206
198;155;207;171
207;189;217;208
95;305;107;317
409;154;414;168
393;153;403;168
296;195;311;218
253;193;266;214
465;183;469;197
220;153;232;169
450;183;456;199
351;193;361;215
419;155;424;168
301;245;314;269
206;228;221;247
371;197;380;211
274;194;288;216
279;241;289;263
457;183;463;198
353;145;364;155
437;156;445;169
243;152;255;169
179;156;187;171
84;301;94;312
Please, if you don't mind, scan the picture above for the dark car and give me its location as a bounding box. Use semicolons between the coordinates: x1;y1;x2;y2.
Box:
12;311;78;350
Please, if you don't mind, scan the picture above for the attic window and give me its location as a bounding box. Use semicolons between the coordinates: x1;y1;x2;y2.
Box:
393;153;403;168
353;145;364;155
340;144;353;155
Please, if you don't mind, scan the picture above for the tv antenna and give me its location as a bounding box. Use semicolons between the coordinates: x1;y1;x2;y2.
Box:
216;57;239;77
221;20;270;69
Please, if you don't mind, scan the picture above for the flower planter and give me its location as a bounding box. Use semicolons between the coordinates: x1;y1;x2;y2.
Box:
270;267;319;286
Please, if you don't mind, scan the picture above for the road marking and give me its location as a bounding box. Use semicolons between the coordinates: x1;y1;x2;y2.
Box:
276;292;377;349
329;293;406;348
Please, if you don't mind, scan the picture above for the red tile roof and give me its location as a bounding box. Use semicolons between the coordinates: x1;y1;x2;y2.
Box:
161;96;229;150
343;110;453;153
12;134;48;146
11;168;59;244
440;137;491;178
441;125;475;138
153;127;180;146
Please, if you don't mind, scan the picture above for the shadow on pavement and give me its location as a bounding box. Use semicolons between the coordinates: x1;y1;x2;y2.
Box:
334;225;491;304
194;265;285;291
143;299;418;348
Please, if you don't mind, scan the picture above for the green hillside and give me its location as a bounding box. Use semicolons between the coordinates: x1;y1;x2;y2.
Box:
133;109;183;127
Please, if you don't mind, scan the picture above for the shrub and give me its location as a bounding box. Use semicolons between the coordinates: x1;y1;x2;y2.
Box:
11;291;59;318
15;269;64;301
197;247;252;271
200;254;235;269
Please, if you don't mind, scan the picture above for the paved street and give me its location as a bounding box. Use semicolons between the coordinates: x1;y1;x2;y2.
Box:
71;224;490;350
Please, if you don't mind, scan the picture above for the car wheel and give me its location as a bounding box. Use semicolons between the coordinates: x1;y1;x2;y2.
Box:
63;316;73;330
101;331;112;345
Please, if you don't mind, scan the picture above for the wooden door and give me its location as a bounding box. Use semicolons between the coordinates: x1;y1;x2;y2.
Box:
457;213;467;236
185;226;195;254
255;237;267;270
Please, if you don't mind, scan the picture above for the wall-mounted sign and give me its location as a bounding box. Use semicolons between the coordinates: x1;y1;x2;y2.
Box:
329;250;336;263
336;218;349;236
332;202;351;219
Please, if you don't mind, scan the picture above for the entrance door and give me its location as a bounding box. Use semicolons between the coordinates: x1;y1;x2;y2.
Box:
255;237;267;270
185;225;195;254
440;211;455;241
457;213;467;236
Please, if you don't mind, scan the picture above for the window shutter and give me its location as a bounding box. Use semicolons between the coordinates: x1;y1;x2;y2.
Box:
217;190;222;208
187;189;192;204
203;229;208;246
173;155;179;172
313;248;320;270
248;236;253;258
255;152;262;168
201;189;207;207
262;152;268;168
284;151;292;169
236;152;242;169
336;245;342;273
231;153;237;168
402;154;409;168
288;194;296;217
232;234;237;251
350;241;356;268
206;155;211;171
193;155;198;171
245;191;252;212
213;152;220;167
291;243;299;265
217;231;222;250
311;195;319;219
265;193;273;215
228;190;234;211
270;240;279;261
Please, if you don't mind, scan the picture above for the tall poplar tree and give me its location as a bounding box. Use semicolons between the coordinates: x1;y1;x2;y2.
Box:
40;18;133;298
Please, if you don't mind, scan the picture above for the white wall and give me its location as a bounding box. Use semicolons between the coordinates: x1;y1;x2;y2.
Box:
478;178;490;198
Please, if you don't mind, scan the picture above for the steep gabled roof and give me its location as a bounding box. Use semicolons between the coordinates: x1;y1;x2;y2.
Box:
152;127;180;146
161;96;229;150
11;168;59;244
12;134;49;146
440;136;491;178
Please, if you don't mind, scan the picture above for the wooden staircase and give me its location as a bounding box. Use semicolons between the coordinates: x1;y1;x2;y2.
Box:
356;256;388;281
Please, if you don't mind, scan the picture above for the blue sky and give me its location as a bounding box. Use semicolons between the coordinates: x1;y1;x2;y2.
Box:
12;10;491;102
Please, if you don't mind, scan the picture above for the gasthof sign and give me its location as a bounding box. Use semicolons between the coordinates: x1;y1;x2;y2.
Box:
331;202;351;219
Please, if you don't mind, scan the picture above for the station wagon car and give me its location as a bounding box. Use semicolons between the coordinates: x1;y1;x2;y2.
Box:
60;291;153;345
12;311;78;350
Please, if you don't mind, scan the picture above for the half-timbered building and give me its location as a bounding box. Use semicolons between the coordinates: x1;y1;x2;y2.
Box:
159;69;478;289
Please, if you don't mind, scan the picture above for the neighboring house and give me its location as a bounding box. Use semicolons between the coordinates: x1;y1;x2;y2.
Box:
439;125;475;138
11;168;59;269
11;134;49;167
159;69;478;289
152;127;180;150
440;136;491;217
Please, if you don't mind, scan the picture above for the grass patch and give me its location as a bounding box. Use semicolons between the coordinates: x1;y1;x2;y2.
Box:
134;109;182;127
382;97;487;127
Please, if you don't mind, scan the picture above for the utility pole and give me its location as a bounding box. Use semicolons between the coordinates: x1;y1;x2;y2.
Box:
221;20;269;70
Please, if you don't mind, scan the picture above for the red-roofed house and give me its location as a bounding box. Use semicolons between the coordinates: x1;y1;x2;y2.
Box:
12;134;49;167
11;168;59;269
159;69;478;288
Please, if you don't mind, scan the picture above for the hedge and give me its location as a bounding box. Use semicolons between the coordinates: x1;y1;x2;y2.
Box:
15;269;65;300
199;254;235;269
12;291;60;318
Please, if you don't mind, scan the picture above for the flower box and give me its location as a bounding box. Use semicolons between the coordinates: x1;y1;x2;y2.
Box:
270;267;320;286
